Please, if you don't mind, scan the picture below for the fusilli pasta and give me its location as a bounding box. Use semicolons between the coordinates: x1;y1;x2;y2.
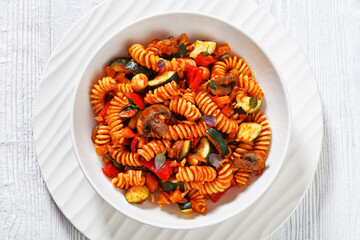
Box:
90;34;271;214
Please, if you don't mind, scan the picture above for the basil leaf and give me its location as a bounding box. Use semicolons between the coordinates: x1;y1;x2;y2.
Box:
155;153;166;170
128;98;134;105
209;153;222;167
249;96;258;109
209;80;217;90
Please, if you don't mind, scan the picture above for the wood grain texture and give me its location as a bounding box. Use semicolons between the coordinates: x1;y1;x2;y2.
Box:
1;0;359;239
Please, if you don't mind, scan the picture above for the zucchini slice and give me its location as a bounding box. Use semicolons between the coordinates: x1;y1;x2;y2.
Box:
205;127;229;157
236;123;263;142
110;57;132;72
125;185;150;204
179;140;191;160
110;57;132;67
148;71;180;90
178;201;193;214
124;61;156;78
159;180;185;192
196;137;211;160
189;40;217;59
238;96;262;114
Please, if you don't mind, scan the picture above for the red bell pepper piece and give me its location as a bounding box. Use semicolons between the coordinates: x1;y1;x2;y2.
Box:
192;137;201;148
142;159;173;182
208;191;226;203
195;54;211;66
95;101;111;124
186;65;197;86
189;68;204;91
195;54;217;67
126;92;145;110
102;162;120;178
131;134;140;153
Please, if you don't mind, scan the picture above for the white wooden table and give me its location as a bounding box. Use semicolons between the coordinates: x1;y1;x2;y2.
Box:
1;0;359;239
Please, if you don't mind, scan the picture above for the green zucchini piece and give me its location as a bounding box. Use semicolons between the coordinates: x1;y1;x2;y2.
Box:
148;71;180;90
110;57;132;67
236;123;262;142
159;180;185;192
205;127;229;157
178;201;193;213
179;140;191;160
175;43;188;58
124;61;156;78
189;40;217;59
196;137;211;160
125;185;150;204
238;96;262;114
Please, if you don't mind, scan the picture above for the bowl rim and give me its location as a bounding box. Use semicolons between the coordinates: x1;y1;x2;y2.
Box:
70;11;292;229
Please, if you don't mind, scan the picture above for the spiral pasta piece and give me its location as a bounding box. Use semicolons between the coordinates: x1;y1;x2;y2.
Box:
188;190;207;213
137;139;172;161
106;93;129;145
108;145;142;167
169;96;201;121
128;43;190;77
195;91;238;134
246;111;271;152
211;55;253;80
116;82;133;94
176;166;217;182
181;89;195;104
238;74;264;100
94;125;111;156
90;77;117;113
146;39;160;55
111;170;145;189
153;121;209;140
129;44;161;71
144;81;180;104
184;160;233;194
230;142;254;160
234;170;252;186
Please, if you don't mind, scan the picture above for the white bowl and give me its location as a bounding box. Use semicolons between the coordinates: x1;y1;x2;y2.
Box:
71;12;291;229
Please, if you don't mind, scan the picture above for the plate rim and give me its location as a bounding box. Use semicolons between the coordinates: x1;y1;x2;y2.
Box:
70;10;293;230
33;0;323;239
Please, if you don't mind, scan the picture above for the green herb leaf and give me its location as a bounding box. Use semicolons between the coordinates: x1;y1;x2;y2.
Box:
127;100;140;110
155;153;166;170
200;51;210;57
112;160;123;169
209;80;217;90
132;105;140;110
220;54;232;59
249;96;258;109
175;43;187;58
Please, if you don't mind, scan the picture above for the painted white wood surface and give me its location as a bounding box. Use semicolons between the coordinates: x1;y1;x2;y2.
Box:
0;0;359;239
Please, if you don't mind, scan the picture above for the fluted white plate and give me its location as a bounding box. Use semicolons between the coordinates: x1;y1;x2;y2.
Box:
34;0;323;239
